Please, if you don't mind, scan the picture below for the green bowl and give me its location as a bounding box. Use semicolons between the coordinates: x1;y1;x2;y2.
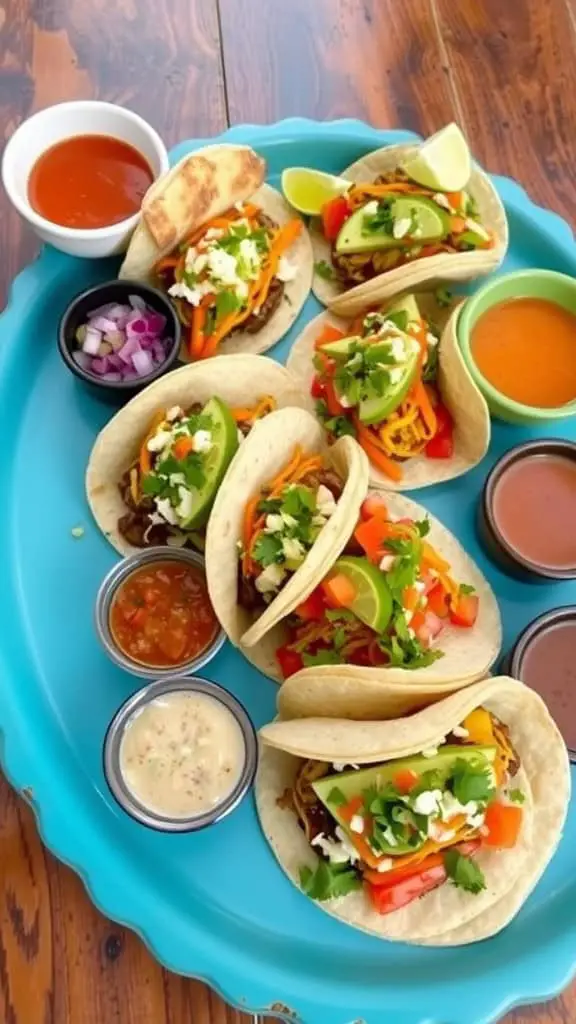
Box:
457;269;576;424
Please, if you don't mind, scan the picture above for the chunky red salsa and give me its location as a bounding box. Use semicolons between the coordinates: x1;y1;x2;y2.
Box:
110;560;219;668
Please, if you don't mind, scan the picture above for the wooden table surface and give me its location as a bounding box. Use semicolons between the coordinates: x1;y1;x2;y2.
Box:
0;0;575;1021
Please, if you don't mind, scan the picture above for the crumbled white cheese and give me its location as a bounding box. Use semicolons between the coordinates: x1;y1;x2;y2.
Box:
166;405;183;422
468;812;486;829
407;627;416;640
376;857;395;873
192;429;212;453
192;252;209;275
206;247;242;286
451;725;470;739
332;762;360;772
338;394;353;408
176;486;195;523
388;336;406;362
255;563;286;594
349;814;365;834
420;746;439;759
276;255;298;282
281;512;298;528
392;217;412;239
238;238;261;277
147;429;173;453
439;791;478;822
335;827;361;863
169;473;186;487
204;227;224;241
412;789;443;816
379;554;396;572
428;821;456;843
464;218;490;242
388;366;404;386
363;200;379;216
426;331;439;347
316;484;337;518
154;497;179;526
414;580;426;594
433;192;453;211
265;513;285;534
282;536;305;562
311;832;352;865
168;280;211;306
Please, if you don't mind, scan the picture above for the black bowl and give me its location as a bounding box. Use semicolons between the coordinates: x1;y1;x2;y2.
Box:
58;279;181;404
477;438;576;582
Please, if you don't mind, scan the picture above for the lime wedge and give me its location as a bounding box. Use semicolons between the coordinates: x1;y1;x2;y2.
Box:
182;396;239;529
401;123;471;193
281;167;350;216
331;556;393;634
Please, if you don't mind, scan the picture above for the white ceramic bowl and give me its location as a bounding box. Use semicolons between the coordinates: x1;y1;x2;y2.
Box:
1;100;169;258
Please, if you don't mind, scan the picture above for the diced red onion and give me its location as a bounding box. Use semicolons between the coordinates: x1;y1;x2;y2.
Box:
74;296;172;381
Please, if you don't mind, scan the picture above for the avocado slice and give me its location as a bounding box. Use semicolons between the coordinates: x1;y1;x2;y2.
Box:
335;195;450;255
385;293;421;327
358;342;419;424
180;396;239;529
319;334;364;360
313;745;497;854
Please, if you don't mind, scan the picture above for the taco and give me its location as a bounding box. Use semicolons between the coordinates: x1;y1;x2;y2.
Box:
256;677;570;945
311;133;507;316
205;407;370;648
286;289;490;490
236;490;501;691
86;354;310;556
120;144;313;360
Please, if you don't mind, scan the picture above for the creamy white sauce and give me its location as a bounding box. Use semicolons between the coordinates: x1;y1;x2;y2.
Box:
119;691;246;819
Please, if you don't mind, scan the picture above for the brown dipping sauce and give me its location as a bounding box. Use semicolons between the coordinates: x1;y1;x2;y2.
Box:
28;134;153;229
492;453;576;570
513;614;576;755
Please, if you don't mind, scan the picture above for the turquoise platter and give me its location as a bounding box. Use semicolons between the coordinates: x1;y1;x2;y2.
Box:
0;119;575;1024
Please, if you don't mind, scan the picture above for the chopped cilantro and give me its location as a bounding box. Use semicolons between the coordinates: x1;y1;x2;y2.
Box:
302;648;341;667
459;583;476;596
443;849;486;894
422;341;439;382
435;286;453;308
362;198;395;236
315;399;356;439
282;484;315;517
141;474;164;496
299;861;361;902
382;536;421;592
385;310;409;332
252;532;284;567
414;518;430;538
327;787;347;807
215;288;242;322
314;260;335;280
204;306;217;337
509;789;525;805
450;757;496;805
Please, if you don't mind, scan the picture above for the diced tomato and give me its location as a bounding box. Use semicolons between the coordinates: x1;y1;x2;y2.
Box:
434;402;453;435
294;588;326;621
354;515;390;563
449;593;479;628
173;435;195;460
321;195;351;241
366;864;447;914
324;378;345;417
276;645;304;679
314;324;345;351
321;573;356;609
426;581;450;618
425;432;454;459
340;795;365;823
402;586;420;612
310;375;326;400
413;610;444;648
484;802;522;849
394;769;420;795
360;494;389;521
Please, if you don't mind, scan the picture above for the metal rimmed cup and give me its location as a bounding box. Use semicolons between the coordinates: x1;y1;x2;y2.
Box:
103;676;258;831
95;547;226;678
501;606;576;764
478;439;576;582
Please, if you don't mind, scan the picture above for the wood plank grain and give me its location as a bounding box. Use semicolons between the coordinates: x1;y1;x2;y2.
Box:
219;0;457;133
0;0;227;306
432;0;576;222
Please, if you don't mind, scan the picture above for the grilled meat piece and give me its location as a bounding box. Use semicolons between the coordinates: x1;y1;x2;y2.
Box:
332;247;403;287
239;277;284;334
117;511;170;548
118;468;155;514
291;759;335;843
299;468;344;501
237;563;264;612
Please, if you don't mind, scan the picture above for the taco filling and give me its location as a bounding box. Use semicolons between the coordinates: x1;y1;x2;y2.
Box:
276;495;479;678
283;711;522;913
118;394;277;550
318;166;494;289
156;203;302;361
311;293;454;482
238;446;344;614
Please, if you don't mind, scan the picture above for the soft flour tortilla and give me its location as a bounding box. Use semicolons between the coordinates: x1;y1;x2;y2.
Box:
86;354;311;557
286;291;490;491
205;407;369;649
237;488;501;689
120;144;266;280
256;676;570;946
311;143;508;316
120;145;314;358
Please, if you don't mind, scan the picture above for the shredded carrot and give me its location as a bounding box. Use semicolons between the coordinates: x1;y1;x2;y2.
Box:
173;436;194;460
355;422;403;482
445;191;464;210
190;304;207;359
251;219;302;309
139;410;166;475
230;396;276;424
411;380;438;439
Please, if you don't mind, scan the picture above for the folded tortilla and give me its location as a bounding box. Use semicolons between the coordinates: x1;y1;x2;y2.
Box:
256;676;570;945
311;143;508;316
205;407;370;649
120;146;314;358
235;488;501;690
86;354;311;556
286;291;490;491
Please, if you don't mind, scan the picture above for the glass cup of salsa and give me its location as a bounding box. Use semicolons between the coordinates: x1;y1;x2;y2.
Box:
95;548;226;679
478;439;576;581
